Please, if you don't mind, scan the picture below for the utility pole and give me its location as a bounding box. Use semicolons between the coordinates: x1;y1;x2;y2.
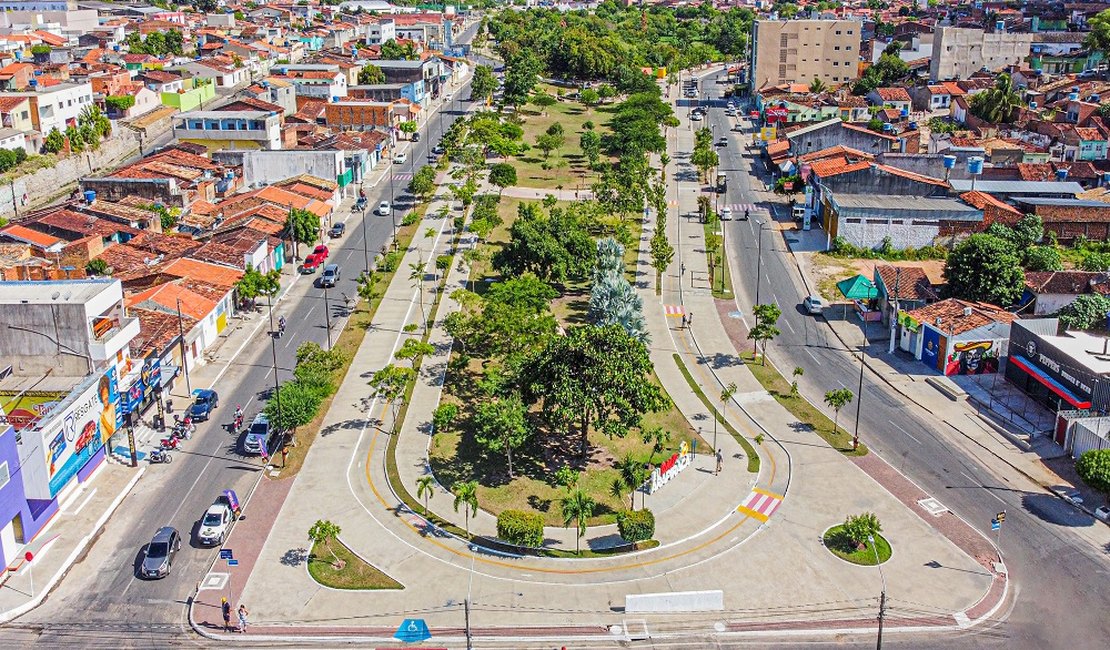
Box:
176;298;192;394
323;284;332;350
887;267;902;354
853;348;865;451
464;597;473;650
267;292;282;430
876;589;886;649
359;183;369;275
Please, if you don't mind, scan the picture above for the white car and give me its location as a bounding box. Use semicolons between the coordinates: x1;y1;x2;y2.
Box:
197;502;233;546
719;207;733;221
803;295;825;315
690;113;703;121
393;151;407;165
377;201;391;216
445;93;453;101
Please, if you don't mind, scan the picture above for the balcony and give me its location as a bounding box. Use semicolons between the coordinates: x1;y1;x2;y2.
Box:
89;315;140;364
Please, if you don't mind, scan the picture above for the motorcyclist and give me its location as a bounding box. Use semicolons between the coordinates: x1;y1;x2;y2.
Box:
278;315;287;336
234;404;244;428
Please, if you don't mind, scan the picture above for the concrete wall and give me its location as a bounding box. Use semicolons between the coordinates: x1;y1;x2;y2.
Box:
0;302;92;375
930;27;1032;81
212;149;343;190
877;152;977;180
625;590;724;613
838;216;940;249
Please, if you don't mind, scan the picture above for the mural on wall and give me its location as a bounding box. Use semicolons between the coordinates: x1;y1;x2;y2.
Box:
0;391;66;431
46;368;118;497
946;340;1000;376
921;326;941;371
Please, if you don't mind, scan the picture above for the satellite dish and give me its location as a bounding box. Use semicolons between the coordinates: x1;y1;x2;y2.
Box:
51;291;60;300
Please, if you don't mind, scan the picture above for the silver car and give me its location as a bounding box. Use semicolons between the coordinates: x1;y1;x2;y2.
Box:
141;527;180;579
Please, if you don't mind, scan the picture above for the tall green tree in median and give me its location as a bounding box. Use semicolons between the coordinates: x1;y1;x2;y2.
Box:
824;388;854;436
522;324;669;457
473;392;530;478
285;207;320;260
452;480;479;537
470;64;498;103
560;488;596;555
307;519;343;566
649;226;675;292
408;166;437;204
943;233;1025;306
748;303;781;363
264;379;321;443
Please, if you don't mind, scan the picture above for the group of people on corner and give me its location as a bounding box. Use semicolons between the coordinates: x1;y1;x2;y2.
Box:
221;597;249;633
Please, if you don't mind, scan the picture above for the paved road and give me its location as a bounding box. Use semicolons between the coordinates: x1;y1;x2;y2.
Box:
0;25;480;648
701;71;1110;649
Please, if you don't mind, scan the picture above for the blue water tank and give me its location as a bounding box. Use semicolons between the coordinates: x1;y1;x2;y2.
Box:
1057;168;1069;180
1069;92;1079;101
943;155;957;169
1030;101;1038;109
84;190;96;204
968;157;984;175
882;123;894;132
900;108;909;117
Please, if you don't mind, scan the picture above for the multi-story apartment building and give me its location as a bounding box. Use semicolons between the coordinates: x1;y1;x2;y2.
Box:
0;81;94;135
750;19;861;91
173;109;283;151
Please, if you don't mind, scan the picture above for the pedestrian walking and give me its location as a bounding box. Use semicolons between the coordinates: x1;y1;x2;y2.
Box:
221;598;231;632
715;448;723;475
688;312;694;328
681;314;687;329
237;604;249;633
680;262;686;276
281;447;289;468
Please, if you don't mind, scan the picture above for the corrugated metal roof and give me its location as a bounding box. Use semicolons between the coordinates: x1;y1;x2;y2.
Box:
1013;197;1110;208
948;180;1082;195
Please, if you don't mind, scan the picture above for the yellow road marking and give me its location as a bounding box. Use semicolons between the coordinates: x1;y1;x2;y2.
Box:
736;505;769;522
753;487;784;500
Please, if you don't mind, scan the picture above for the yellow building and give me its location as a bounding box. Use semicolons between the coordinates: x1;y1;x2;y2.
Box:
750;19;862;91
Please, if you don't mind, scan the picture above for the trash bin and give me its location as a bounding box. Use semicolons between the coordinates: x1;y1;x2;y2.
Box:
153;414;165;431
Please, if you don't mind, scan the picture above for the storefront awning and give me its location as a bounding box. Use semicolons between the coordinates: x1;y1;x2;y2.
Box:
1010;355;1091;409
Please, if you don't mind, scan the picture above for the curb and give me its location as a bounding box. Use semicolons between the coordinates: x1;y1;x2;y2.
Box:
0;466;146;624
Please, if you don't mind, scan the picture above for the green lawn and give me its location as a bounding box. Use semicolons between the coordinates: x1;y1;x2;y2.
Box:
672;353;759;473
741;351;868;456
704;220;734;300
307;538;404;589
823;526;892;566
512;87;611;190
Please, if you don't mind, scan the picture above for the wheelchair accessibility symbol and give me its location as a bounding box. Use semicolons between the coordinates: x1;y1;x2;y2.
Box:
394;618;432;642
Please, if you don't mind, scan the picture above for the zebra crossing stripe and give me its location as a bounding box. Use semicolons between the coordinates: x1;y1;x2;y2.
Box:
737;488;783;522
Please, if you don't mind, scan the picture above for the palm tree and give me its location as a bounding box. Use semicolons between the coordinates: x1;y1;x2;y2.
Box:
416;475;435;517
452;480;479;537
716;382;737;464
560;488;596;555
616;454;650;510
809;76;827;94
969;73;1022;124
409;257;426;329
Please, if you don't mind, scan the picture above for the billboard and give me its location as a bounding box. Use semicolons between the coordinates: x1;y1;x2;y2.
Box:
122;356;162;416
0;390;67;431
945;340;1000;376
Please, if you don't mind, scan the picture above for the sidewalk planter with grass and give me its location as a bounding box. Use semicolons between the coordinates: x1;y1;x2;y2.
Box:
672;353;760;473
821;525;892;566
307;537;404;590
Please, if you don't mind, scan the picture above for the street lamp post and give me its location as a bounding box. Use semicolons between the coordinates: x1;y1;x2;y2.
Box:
388;157;397;244
175;298;192;394
323;284;332;350
359;182;370;275
266;292;281;430
868;534;887;649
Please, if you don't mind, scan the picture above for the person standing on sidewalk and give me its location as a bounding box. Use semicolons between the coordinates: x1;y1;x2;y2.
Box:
237;604;249;633
688;312;693;329
715;448;723;475
221;598;231;632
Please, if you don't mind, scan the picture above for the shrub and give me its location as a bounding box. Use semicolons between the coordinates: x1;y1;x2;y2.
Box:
1058;293;1110;330
401;212;420;227
496;509;544;547
432;403;458;432
378;250;403;273
616;508;655;543
842;512;882;546
436;254;452;271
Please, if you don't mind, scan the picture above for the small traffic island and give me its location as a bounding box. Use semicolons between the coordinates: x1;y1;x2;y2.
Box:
306;537;403;591
822;524;892;566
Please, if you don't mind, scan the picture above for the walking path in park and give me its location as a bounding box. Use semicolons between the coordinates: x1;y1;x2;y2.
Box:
186;67;1008;646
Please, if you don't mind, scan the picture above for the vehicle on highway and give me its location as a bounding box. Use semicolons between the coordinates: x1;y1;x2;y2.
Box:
1095;505;1110;521
716;172;727;193
311;244;329;261
377;200;391;216
189;389;219;421
432;143;446;155
411;131;420;142
690;113;703;121
301;254;321;273
393;151;407;164
244;414;270;455
320;264;340;288
329;221;346;238
720;206;733;221
802;295;825;315
445;93;453;101
197;499;233;546
140;527;181;579
716;137;728;147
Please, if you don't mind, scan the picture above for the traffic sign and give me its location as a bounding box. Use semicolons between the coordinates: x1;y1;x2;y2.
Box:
219;549;234;560
24;551;33;563
227;559;239;566
996;511;1006;523
394;618;432;643
990;519;1000;531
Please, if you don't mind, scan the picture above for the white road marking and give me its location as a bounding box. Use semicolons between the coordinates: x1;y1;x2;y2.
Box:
805;349;820;364
891;420;922;444
781;318;795;334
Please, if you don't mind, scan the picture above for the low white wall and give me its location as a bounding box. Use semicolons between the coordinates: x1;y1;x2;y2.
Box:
625;590;724;613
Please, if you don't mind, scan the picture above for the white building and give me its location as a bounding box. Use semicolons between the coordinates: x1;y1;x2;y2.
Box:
365;18;396;46
0;82;94;136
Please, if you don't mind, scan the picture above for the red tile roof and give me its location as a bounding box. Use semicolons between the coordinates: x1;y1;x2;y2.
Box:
905;298;1016;336
876;265;938;302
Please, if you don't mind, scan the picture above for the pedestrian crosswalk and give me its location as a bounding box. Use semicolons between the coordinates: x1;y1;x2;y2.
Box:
737;487;783;523
723;203;759;214
392;173;413;181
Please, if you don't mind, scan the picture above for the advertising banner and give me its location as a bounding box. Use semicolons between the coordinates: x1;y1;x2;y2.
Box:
921;327;941;372
0;390;67;431
45;369;118;497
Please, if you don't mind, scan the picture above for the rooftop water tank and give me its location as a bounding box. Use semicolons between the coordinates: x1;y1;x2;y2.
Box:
943;155;957;169
1057;168;1069;180
967;157;984;175
83;190;96;204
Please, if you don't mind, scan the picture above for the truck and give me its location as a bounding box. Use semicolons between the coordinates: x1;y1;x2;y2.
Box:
716;172;727;194
196;497;234;546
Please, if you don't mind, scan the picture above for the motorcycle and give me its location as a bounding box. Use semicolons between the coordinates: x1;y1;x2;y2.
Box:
232;410;244;432
159;436;181;451
149;449;172;464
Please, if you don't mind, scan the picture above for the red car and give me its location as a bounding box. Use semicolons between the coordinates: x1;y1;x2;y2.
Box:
312;244;329;260
300;245;330;274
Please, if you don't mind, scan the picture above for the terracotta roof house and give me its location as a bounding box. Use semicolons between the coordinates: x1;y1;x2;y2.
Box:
898;299;1017;376
1022;270;1110;315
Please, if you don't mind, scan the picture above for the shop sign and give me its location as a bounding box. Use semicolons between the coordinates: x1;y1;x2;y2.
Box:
649;441;691;493
45;370;117;497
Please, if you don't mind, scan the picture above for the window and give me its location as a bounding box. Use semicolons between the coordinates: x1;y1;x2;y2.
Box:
846;218;861;224
835;46;841;50
835;30;842;35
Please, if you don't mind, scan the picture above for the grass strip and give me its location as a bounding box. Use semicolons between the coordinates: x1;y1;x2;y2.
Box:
822;525;891;566
704;220;734;300
740;352;868;457
307;538;404;589
671;353;760;473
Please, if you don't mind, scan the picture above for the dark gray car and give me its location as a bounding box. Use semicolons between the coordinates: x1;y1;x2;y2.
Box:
141;526;181;579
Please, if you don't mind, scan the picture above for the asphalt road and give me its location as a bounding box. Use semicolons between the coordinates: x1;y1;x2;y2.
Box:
702;71;1110;649
0;26;481;648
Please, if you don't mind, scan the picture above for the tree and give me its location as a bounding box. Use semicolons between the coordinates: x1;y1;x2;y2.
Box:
824;388;854;435
473;393;530;477
1024;245;1063;272
369;364;416;420
234;264;281;308
1086;9;1110;72
968;74;1022;124
530;93;556;115
380;38;418;61
580;88;600;110
791;366;804;396
264;379;321;439
416;475;435;517
580;129;602;168
358;64;385;85
809;76;827;94
44;128;65;154
1058;293;1110;330
399;120;418;139
560;488;596;554
285;207;320;259
589;238;648;343
395;338;435;368
452;480;479;537
357;270;379;303
649;226;675;291
615;453;649;510
307;519;343;567
943;234;1025;306
408;165;437;204
495;202;595;284
104;95;136;114
522;324;668;456
1075;448;1110;500
842;512;882;548
641;427;671;464
86;258;109;276
616;508;655;544
535;133;561;159
501;49;541;107
748;303;782;363
470;64;498;102
488;162;517;194
691;140;719;181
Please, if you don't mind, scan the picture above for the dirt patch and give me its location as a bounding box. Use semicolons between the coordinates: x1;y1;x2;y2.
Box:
808;254;946;302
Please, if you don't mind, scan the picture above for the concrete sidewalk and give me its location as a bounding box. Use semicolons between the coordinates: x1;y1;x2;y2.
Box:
0;463;143;622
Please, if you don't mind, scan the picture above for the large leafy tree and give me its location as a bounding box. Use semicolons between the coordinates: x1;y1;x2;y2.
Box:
1084;9;1110;70
380;39;418;60
501;48;542;107
473;393;530;478
285;207;320;258
495;201;595;284
470;64;498;102
943;233;1025;306
445;273;558;359
522;324;669;456
234;264;281;307
1076;449;1110;501
358;64;385;85
408;165;437;203
488;162;518;194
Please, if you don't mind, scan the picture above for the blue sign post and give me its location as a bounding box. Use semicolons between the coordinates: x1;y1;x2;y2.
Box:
394;618;431;643
219;549;234;560
990;519;1000;531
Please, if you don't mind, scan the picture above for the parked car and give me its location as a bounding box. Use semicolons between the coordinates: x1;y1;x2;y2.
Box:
377;201;391;216
329;222;346;238
690;113;703;121
719;207;733;221
802;295;825;315
189;389;219;421
244;414;270;455
197;500;233;546
411;131;420;142
320;264;340;288
445;93;453;101
140;527;181;579
311;244;329;261
432;143;446;155
301;254;322;274
393;151;407;165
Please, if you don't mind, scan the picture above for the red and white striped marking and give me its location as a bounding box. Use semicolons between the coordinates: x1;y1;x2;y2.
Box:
737;488;783;522
664;304;686;317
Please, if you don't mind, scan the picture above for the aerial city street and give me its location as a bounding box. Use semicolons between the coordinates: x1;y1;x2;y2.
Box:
0;1;1109;648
